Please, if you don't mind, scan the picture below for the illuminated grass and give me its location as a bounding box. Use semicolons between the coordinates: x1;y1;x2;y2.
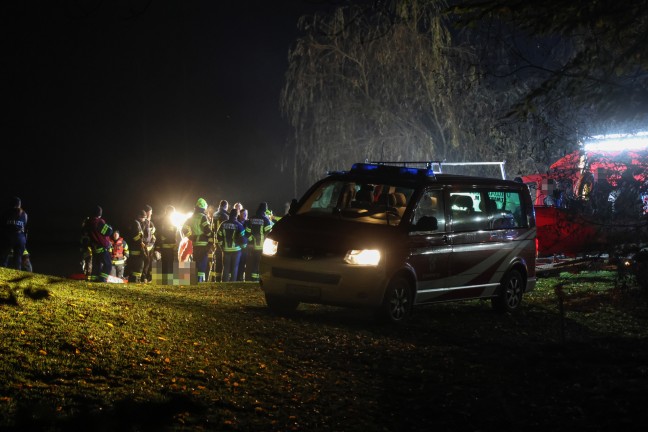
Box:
1;268;647;431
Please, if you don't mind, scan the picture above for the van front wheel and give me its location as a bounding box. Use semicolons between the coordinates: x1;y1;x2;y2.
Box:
492;269;524;313
378;276;413;323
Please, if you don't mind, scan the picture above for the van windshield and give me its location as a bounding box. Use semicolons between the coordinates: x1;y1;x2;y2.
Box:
296;179;415;226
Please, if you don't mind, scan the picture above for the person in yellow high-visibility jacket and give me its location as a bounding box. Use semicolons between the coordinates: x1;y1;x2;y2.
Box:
181;198;213;283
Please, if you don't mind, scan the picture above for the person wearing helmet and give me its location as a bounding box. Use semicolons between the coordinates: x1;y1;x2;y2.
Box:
181;198;213;283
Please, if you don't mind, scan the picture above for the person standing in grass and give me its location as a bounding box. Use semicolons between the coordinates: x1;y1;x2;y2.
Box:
182;198;213;283
83;205;113;282
236;207;249;281
1;196;29;271
156;205;180;283
126;210;147;283
141;204;156;283
211;199;230;282
109;229;129;279
217;207;246;282
244;202;274;282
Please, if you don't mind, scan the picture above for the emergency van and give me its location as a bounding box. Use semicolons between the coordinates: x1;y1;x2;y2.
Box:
259;162;537;322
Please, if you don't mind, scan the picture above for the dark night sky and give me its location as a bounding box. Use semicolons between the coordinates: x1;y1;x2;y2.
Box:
2;1;322;243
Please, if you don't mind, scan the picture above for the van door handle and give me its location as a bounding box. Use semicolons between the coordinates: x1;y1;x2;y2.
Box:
443;235;449;244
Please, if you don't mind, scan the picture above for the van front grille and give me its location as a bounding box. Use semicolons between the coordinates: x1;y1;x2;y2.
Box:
272;267;340;285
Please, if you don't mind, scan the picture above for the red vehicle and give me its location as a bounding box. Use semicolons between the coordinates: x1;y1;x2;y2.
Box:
522;133;648;257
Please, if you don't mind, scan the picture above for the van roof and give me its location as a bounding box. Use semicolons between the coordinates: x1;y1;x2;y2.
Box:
326;162;522;188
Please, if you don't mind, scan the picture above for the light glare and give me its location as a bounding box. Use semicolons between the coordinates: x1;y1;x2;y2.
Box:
171;211;193;230
344;249;381;266
583;132;648;152
262;239;278;256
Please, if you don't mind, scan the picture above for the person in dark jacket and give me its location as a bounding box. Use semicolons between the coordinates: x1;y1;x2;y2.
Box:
141;204;157;282
211;200;230;282
126;210;147;283
156;204;180;283
236;207;249;281
1;196;29;270
182;198;213;283
82;205;113;282
244;202;274;282
217;207;246;282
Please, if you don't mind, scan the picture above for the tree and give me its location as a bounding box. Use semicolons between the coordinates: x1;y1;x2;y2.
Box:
449;0;648;130
281;0;539;192
282;0;648;193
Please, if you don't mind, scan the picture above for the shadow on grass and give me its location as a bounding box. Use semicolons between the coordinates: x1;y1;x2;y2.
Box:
0;276;51;305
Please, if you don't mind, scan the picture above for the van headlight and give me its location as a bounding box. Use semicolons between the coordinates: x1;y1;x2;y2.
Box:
344;249;381;266
262;239;278;256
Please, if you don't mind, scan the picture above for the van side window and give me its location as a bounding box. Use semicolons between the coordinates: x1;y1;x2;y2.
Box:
412;190;444;231
487;191;526;228
450;191;489;231
306;182;340;212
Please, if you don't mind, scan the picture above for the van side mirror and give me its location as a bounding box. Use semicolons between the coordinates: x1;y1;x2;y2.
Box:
414;215;438;231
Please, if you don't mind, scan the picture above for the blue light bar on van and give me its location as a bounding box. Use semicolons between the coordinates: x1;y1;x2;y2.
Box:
399;167;435;177
351;163;380;172
350;163;435;178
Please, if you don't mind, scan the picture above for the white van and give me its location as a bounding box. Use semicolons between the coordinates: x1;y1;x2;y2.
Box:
260;162;537;322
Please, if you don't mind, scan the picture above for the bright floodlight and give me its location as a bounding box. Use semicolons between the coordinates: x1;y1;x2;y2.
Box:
583;131;648;152
171;211;193;230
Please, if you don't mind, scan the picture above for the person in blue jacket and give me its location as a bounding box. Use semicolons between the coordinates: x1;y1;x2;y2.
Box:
1;196;28;270
217;207;247;282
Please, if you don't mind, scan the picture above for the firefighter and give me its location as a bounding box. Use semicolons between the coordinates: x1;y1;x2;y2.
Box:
110;229;129;279
205;204;216;280
237;207;249;281
182;198;213;283
211;200;230;281
141;204;157;282
1;196;28;270
126;210;147;283
82;205;113;282
156;204;180;284
245;202;274;282
217;207;246;282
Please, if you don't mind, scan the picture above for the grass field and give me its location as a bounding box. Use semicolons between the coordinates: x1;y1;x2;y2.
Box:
1;268;648;431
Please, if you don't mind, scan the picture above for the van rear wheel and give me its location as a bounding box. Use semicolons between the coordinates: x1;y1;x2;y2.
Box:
492;269;524;313
265;294;299;315
378;276;413;323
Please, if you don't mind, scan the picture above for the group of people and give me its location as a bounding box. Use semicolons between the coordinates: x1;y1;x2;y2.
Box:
80;198;276;284
179;198;276;283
